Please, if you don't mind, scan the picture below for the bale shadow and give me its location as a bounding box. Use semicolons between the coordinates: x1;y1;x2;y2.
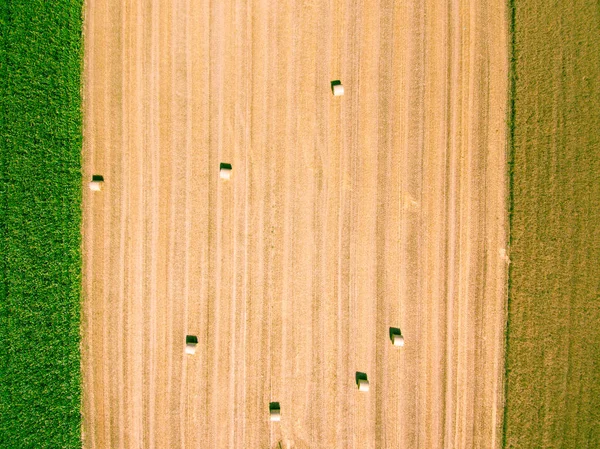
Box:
355;371;368;384
389;327;402;342
330;80;342;93
269;402;280;412
186;335;198;345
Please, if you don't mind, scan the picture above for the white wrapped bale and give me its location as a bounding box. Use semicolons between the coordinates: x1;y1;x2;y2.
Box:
89;181;102;191
332;83;344;96
89;175;104;191
390;327;405;347
270;408;281;422
185;335;198;355
220;163;232;180
269;403;281;422
392;334;405;347
357;379;369;392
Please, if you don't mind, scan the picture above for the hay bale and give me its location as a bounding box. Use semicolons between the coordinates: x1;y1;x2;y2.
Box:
392;334;405;347
331;80;344;96
357;379;370;392
389;327;405;347
185;335;198;355
270;408;281;422
269;402;281;422
89;181;102;191
269;402;281;421
220;163;232;180
332;83;344;96
89;175;104;191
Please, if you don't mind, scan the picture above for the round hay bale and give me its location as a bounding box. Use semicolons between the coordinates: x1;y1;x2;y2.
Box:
270;408;281;422
357;379;369;392
333;84;344;96
393;334;405;347
220;163;232;180
89;181;103;191
185;335;198;355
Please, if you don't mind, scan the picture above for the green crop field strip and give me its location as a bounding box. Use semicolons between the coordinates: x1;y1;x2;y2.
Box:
0;1;83;448
504;0;600;447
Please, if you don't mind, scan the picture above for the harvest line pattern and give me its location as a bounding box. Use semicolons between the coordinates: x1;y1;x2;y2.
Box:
82;0;508;447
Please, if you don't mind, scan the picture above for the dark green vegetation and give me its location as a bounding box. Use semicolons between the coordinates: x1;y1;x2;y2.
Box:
505;0;600;447
0;1;83;447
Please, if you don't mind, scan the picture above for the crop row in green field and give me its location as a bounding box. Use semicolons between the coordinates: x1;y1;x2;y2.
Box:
0;1;83;447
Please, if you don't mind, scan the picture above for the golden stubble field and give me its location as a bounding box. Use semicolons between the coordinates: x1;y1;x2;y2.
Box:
81;0;508;447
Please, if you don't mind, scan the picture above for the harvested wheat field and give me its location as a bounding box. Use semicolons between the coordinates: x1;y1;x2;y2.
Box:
81;0;508;447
